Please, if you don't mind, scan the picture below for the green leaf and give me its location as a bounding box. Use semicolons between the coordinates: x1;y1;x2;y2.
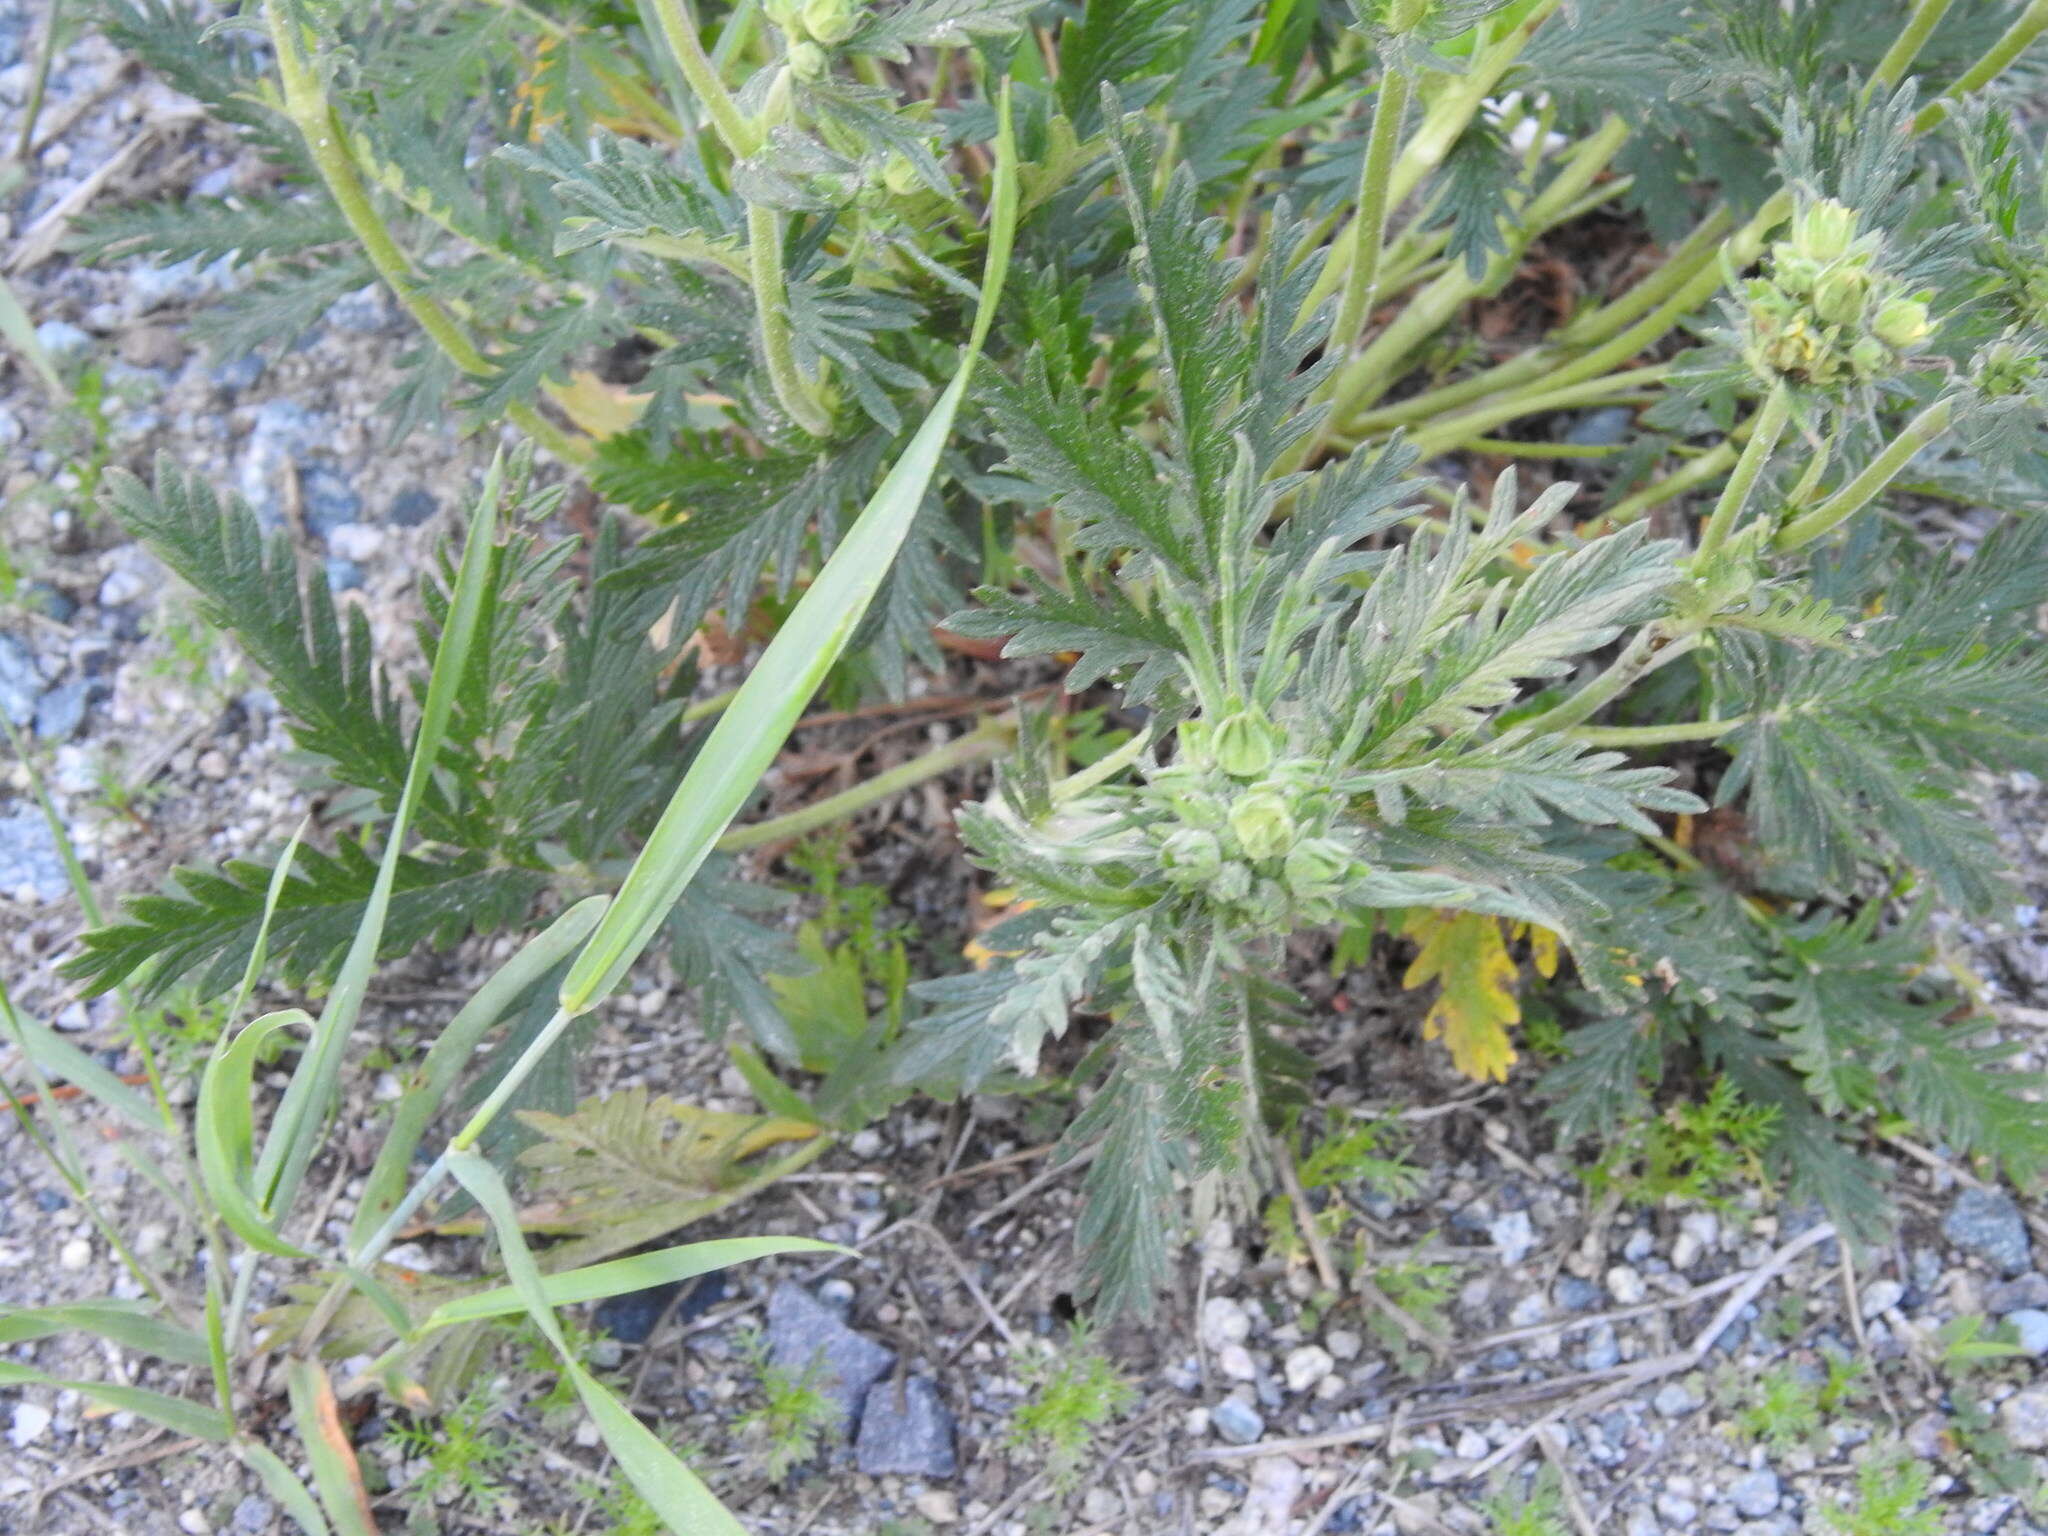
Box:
196;1008;317;1258
285;1359;379;1536
0;1301;212;1367
235;1443;332;1536
0;1363;230;1441
556;88;1020;1016
447;1151;747;1536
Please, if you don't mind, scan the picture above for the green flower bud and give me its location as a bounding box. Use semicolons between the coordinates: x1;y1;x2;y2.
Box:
1212;862;1251;903
881;153;923;197
764;0;803;27
1845;334;1891;380
1974;337;2039;397
801;0;860;44
1244;878;1290;929
1793;199;1859;265
1284;837;1351;895
1161;828;1222;881
1769;251;1823;298
1810;266;1870;326
1211;705;1283;779
1871;293;1931;349
1229;788;1295;862
789;39;829;78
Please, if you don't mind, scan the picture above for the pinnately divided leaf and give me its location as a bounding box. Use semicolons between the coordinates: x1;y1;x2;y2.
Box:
1401;909;1525;1084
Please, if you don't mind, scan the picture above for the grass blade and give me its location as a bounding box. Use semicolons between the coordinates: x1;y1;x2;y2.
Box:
235;1442;333;1536
0;1363;231;1441
448;1149;746;1536
256;454;507;1217
557;86;1020;1017
285;1358;379;1536
351;894;609;1249
8;1010;159;1134
0;1300;212;1367
0;269;65;401
419;1234;843;1329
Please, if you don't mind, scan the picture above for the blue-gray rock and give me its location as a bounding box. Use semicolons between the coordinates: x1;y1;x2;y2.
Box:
323;283;396;333
1652;1381;1694;1417
236;401;330;528
1581;1323;1620;1372
33;681;92;741
0;809;68;902
594;1269;724;1345
209;354;266;394
1557;1276;1600;1312
299;463;362;540
1946;1188;2033;1276
33;320;90;362
324;557;365;593
1728;1469;1780;1518
0;402;21;449
1211;1397;1264;1445
2004;1308;2048;1358
125;255;226;316
19;582;75;623
1564;407;1634;447
1987;1274;2048;1314
232;1493;274;1532
389;487;439;527
0;633;38;725
764;1282;894;1433
856;1375;957;1478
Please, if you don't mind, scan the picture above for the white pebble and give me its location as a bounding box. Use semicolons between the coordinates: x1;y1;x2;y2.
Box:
1283;1344;1333;1393
1605;1264;1647;1305
58;1236;92;1271
8;1402;51;1448
1216;1344;1258;1382
1201;1295;1251;1350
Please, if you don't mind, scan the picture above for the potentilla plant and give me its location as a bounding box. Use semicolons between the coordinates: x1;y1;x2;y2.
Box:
59;0;2048;1332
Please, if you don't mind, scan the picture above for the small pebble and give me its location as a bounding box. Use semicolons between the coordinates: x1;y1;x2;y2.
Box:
1216;1344;1258;1382
1997;1389;2048;1451
1201;1295;1251;1350
1325;1327;1362;1361
1728;1469;1780;1518
1211;1397;1264;1445
2003;1307;2048;1357
1945;1189;2033;1276
1652;1381;1694;1417
1489;1210;1536;1266
1283;1344;1333;1393
9;1402;51;1448
1858;1279;1904;1318
1606;1264;1647;1305
59;1236;92;1271
912;1490;958;1526
197;749;230;780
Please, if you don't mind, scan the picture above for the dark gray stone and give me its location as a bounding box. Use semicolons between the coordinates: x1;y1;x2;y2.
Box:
20;582;76;624
1557;1276;1600;1311
1211;1397;1264;1445
764;1282;894;1433
1986;1274;2048;1314
33;681;92;741
324;557;365;593
594;1269;724;1345
855;1375;956;1478
1946;1188;2033;1276
209;354;266;394
232;1494;274;1532
388;487;439;527
299;462;362;540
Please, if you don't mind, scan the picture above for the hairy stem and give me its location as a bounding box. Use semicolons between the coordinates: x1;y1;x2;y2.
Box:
1518;626;1703;737
1328;68;1413;353
1773;397;1955;551
1567;715;1747;747
1695;382;1792;561
644;0;760;156
748;201;835;437
1872;0;1959;92
717;714;1018;852
1914;0;2048;129
263;1;586;464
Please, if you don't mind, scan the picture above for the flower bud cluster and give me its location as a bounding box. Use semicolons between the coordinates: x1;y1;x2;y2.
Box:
767;0;862;75
1740;199;1933;392
1141;707;1367;932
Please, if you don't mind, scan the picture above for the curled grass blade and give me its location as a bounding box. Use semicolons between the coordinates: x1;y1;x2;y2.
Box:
256;454;506;1218
198;1008;317;1258
557;86;1020;1017
448;1149;746;1536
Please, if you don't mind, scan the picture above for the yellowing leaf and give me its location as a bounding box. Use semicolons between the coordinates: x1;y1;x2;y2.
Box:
1401;909;1521;1083
545;370;649;440
1513;920;1561;979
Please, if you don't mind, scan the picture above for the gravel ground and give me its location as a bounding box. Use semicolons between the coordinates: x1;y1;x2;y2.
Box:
4;13;2048;1536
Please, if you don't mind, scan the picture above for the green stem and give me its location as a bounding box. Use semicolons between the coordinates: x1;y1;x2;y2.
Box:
1773;398;1954;551
1872;0;1959;92
1404;362;1670;459
13;0;61;161
1567;715;1746;747
1328;68;1413;353
1462;436;1631;458
1518;626;1703;737
748;201;834;438
263;1;586;465
1603;438;1741;526
644;0;760;156
716;714;1018;852
1914;0;2048;129
1694;382;1791;561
